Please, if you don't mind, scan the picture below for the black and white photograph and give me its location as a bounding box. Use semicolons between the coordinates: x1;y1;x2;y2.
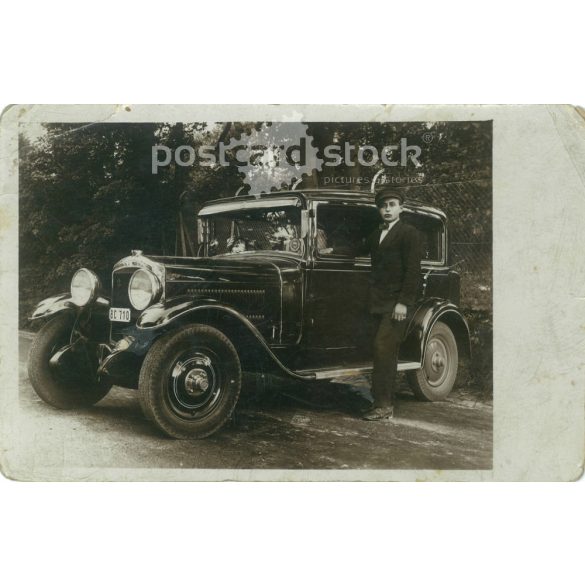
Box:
0;103;583;482
14;114;493;474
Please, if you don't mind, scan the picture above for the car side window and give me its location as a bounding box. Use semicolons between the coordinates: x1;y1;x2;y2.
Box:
316;203;380;259
401;213;444;263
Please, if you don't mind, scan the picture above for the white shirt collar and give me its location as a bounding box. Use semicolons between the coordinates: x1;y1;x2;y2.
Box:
379;219;399;242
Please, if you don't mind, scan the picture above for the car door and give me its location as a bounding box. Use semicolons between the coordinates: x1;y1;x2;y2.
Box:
302;201;380;367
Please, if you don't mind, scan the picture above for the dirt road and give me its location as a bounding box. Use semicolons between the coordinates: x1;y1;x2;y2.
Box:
11;333;492;475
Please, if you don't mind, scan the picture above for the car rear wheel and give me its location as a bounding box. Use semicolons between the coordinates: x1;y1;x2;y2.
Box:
138;324;242;439
407;321;458;401
28;313;112;409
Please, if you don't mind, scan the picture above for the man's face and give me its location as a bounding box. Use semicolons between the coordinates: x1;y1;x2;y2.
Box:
378;197;402;223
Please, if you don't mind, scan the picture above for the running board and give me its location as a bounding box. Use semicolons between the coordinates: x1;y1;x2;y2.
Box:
296;362;421;380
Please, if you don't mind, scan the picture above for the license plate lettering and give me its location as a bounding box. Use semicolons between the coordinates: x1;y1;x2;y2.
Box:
109;307;131;322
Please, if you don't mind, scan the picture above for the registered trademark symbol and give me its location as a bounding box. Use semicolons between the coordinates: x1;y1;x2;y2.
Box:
423;132;434;144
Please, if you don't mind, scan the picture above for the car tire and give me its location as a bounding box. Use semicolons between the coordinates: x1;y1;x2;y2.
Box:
407;321;458;401
28;313;112;409
138;324;242;439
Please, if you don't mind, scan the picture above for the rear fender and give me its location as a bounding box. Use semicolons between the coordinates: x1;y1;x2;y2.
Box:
401;299;471;363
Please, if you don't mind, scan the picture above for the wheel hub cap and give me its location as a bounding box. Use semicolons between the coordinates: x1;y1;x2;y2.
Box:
184;368;209;396
169;352;220;417
425;339;449;387
431;351;445;371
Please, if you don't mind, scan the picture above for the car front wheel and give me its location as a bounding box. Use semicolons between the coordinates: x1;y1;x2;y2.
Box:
407;321;458;401
28;313;112;409
138;324;242;439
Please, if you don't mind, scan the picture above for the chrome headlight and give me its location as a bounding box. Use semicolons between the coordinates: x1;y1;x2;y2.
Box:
128;269;162;311
70;268;100;307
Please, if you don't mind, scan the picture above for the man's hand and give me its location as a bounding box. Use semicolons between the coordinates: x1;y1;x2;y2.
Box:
392;302;407;321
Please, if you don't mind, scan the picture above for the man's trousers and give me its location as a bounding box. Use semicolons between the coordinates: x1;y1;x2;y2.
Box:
371;311;409;408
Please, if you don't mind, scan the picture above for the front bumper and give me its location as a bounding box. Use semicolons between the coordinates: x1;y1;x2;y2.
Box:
96;326;159;388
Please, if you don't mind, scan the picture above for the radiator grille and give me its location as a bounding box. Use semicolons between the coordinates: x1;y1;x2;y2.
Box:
112;270;133;309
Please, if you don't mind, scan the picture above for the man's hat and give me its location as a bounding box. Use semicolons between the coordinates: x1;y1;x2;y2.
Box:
375;187;405;207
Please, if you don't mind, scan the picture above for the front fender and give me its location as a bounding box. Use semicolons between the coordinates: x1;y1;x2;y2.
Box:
30;293;110;320
136;297;209;329
401;298;471;363
137;298;314;381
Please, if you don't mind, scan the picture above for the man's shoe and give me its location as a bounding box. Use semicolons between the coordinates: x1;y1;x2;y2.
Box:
362;406;394;421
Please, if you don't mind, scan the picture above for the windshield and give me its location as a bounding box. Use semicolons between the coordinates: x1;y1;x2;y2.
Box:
205;204;304;256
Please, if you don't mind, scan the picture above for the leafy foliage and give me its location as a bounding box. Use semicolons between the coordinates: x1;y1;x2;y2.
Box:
20;121;492;326
20;122;237;324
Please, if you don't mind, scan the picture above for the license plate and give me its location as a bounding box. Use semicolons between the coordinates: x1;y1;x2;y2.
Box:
109;307;131;322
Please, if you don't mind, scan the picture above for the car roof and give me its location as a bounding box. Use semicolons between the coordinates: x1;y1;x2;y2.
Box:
201;188;446;220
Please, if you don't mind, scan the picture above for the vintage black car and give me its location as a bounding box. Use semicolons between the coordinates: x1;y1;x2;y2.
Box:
28;189;470;438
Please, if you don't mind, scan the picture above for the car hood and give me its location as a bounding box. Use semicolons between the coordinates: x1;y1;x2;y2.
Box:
150;253;303;278
112;252;304;345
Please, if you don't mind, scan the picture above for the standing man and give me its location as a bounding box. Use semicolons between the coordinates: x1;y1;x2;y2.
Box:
362;187;423;421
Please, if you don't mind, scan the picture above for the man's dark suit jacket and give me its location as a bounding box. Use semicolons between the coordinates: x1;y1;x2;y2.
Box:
364;220;423;314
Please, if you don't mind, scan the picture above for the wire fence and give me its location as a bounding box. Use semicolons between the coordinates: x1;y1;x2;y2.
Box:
402;179;492;312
